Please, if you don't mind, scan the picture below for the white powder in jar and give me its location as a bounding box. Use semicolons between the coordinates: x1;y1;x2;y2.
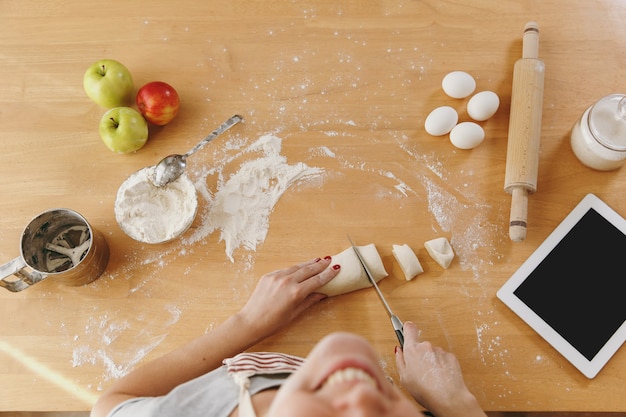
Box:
115;167;198;244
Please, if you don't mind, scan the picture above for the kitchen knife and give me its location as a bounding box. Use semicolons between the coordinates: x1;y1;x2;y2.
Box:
347;235;404;347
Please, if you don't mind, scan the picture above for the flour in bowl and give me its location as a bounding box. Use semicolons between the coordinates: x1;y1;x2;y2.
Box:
115;167;198;244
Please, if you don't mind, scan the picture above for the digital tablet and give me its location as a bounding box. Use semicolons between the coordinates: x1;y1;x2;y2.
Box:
497;193;626;378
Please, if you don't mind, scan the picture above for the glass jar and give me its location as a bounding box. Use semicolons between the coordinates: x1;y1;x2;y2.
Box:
570;94;626;171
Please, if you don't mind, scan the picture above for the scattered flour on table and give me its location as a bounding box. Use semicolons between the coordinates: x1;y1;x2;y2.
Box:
186;134;324;262
70;304;182;387
309;145;336;158
68;130;506;389
396;139;502;279
57;15;493;393
68;133;325;387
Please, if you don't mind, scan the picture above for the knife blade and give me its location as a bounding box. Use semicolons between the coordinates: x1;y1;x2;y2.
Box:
347;235;404;347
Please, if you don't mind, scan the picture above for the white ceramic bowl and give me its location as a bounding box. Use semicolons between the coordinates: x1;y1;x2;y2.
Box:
115;167;198;244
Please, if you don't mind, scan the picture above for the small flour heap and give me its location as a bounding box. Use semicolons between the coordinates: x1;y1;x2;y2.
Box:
115;167;198;244
189;134;324;262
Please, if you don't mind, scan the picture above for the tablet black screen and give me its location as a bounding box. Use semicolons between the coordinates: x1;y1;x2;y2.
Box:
513;208;626;361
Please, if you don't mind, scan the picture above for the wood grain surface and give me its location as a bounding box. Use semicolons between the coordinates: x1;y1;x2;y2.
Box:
1;0;625;412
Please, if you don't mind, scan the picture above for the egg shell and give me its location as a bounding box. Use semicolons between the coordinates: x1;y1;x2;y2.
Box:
467;91;500;121
424;106;458;136
442;71;476;99
449;122;485;149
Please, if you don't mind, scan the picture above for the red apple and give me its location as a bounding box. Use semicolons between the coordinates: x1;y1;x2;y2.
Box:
136;81;180;125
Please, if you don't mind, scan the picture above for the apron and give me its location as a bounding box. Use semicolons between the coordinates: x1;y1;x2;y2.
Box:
223;352;305;417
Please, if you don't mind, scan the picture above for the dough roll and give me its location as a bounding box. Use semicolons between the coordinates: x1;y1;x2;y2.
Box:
318;243;388;297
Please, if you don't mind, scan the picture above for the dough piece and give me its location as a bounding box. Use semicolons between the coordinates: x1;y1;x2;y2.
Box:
318;243;388;297
424;237;454;269
391;244;423;280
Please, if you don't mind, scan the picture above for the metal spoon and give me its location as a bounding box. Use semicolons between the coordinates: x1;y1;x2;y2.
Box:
151;114;243;187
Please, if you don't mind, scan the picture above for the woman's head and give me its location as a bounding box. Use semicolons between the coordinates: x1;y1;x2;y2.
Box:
268;332;424;416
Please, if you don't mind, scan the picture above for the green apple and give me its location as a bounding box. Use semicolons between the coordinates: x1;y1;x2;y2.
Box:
83;59;134;108
99;107;149;153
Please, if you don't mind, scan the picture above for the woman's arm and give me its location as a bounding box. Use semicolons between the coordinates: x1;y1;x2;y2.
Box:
91;256;340;417
395;321;487;417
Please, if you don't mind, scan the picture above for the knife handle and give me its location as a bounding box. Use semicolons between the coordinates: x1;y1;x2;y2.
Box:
395;329;405;348
391;315;405;347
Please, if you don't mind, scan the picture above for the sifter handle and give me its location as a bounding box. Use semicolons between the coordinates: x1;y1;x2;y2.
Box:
0;257;45;292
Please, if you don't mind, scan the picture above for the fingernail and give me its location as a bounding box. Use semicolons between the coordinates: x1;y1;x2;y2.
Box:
394;346;399;354
314;257;322;262
332;264;341;270
324;255;332;261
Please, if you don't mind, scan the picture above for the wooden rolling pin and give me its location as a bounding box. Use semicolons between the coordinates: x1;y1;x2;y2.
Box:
504;22;545;242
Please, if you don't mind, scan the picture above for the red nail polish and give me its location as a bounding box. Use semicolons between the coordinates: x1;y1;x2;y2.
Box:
394;346;399;354
314;257;322;262
332;264;340;270
324;255;332;261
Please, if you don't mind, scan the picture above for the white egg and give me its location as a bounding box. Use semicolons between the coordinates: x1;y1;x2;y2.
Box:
441;71;476;99
424;106;458;136
449;122;485;149
467;91;500;121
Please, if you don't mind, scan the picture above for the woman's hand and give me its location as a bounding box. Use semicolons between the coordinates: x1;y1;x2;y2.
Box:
395;321;487;417
237;256;340;342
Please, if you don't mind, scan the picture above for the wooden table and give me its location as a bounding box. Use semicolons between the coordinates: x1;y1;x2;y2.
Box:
1;0;625;412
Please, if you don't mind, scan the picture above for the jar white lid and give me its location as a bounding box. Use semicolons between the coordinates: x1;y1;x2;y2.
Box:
588;94;626;151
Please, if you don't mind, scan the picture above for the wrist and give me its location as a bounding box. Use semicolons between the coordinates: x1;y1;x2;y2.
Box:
230;310;270;347
430;391;486;417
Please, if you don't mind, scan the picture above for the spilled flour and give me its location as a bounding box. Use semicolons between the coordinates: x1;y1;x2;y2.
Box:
67;129;506;391
67;133;325;386
186;134;324;262
63;36;506;396
33;11;519;403
69;303;183;388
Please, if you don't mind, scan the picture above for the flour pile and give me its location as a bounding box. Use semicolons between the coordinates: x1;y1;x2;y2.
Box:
115;167;198;244
188;134;324;262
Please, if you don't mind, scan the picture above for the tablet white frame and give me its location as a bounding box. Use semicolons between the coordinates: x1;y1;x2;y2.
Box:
497;193;626;378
